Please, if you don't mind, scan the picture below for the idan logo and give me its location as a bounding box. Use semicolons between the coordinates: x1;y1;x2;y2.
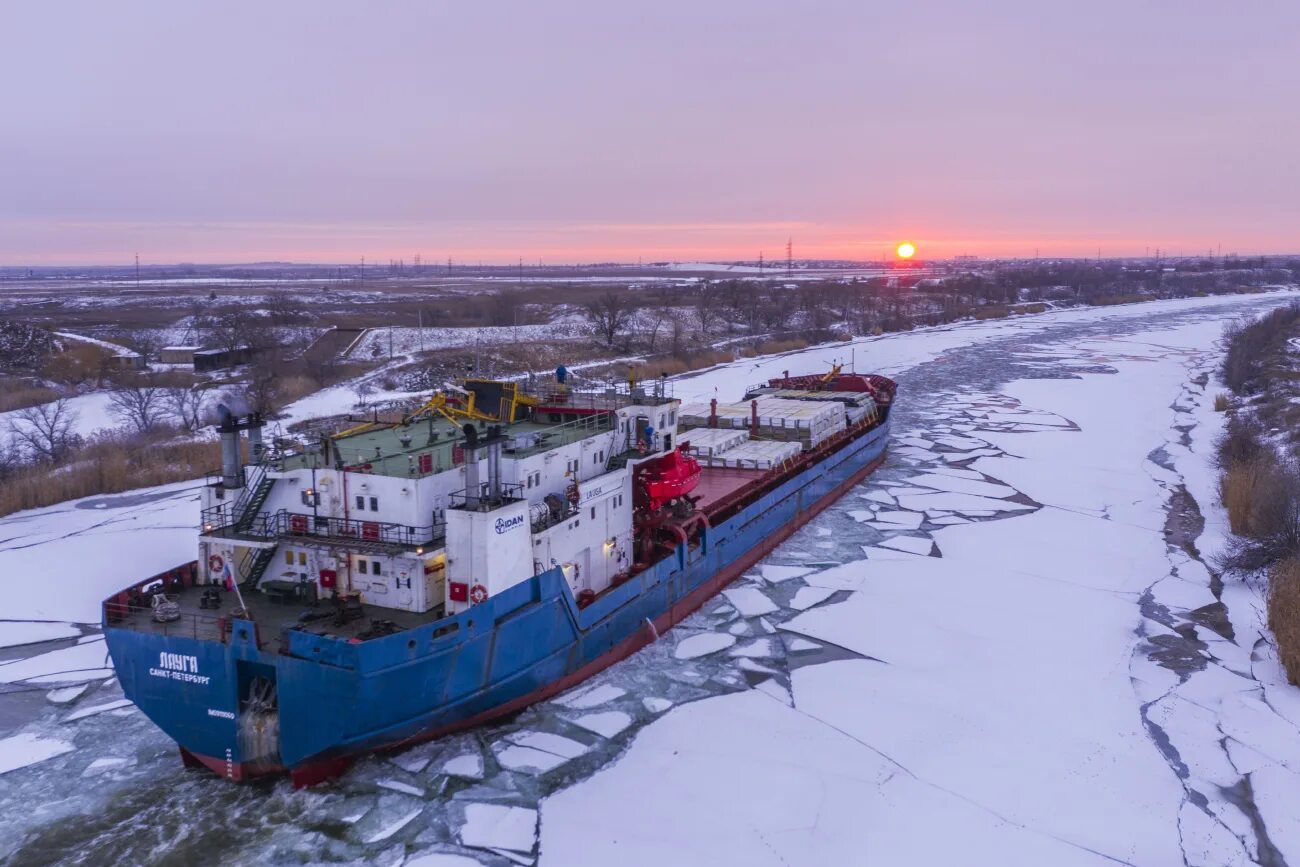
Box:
494;514;526;534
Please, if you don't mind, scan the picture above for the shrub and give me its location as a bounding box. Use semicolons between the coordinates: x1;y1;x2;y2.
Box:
1213;392;1231;412
0;433;219;517
1215;414;1267;468
1219;457;1300;571
0;385;63;414
1221;302;1300;395
1221;460;1268;536
1268;558;1300;684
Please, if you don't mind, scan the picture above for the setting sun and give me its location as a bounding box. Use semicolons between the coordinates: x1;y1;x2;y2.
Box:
896;241;917;259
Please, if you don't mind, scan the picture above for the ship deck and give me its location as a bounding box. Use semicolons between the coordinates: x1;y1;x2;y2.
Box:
693;466;767;511
108;583;444;653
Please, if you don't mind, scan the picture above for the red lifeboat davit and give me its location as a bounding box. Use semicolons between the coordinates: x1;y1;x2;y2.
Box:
635;447;702;513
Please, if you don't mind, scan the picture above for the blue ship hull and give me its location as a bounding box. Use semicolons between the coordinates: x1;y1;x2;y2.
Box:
104;416;890;784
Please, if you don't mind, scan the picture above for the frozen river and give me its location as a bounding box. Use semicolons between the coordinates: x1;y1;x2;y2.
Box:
2;292;1299;866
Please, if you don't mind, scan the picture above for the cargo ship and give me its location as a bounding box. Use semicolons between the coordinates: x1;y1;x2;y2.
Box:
102;367;896;786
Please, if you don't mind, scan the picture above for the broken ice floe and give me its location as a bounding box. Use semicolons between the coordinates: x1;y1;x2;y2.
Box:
643;697;673;714
759;565;814;583
904;473;1017;499
729;639;775;659
495;732;590;773
569;711;632;738
81;757;131;778
0;733;75;775
45;684;89;704
790;586;837;611
722;587;778;617
554;683;625;709
0;638;110;685
441;754;484;780
895;492;1033;514
869;511;925;529
874;536;936;556
674;632;737;660
377;778;425;797
362;804;423;844
459;803;537;854
62;698;132;722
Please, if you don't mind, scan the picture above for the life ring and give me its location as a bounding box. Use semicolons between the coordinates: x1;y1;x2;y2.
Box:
208;553;224;574
469;584;488;604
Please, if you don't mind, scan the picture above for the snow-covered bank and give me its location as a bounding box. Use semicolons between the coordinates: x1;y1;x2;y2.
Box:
0;391;120;442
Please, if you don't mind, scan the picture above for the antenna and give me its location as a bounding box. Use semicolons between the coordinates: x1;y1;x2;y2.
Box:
786;238;793;277
758;251;764;276
135;253;140;289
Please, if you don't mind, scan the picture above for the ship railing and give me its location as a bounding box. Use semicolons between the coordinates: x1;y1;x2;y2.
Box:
104;602;227;642
448;483;525;511
525;377;676;409
102;561;227;642
257;509;444;548
201;508;444;549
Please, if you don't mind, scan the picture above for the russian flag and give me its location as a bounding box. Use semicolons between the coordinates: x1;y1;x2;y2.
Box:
223;561;236;592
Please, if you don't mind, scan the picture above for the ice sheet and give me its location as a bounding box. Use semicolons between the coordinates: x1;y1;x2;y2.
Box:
0;622;80;648
0;733;74;776
0;638;109;684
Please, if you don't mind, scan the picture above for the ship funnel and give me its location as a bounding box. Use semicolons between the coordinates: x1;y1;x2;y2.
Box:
463;424;481;509
487;425;503;502
217;403;243;488
246;413;265;463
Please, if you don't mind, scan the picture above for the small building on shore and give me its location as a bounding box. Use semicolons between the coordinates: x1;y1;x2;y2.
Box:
160;346;199;365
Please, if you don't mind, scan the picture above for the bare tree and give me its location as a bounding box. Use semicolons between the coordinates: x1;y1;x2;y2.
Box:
108;380;168;434
264;291;309;326
582;289;634;347
165;386;208;432
8;398;82;462
126;330;164;366
0;434;23;479
692;283;724;340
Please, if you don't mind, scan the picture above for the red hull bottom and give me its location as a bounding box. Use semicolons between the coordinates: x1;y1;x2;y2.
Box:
183;448;888;787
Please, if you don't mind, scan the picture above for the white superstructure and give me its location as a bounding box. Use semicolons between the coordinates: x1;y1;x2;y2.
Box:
197;381;679;619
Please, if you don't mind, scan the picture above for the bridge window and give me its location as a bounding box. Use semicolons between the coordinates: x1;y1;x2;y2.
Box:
370;496;379;511
355;495;365;510
357;559;368;574
373;560;382;576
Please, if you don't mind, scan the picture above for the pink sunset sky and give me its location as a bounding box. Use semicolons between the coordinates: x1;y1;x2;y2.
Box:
1;1;1297;265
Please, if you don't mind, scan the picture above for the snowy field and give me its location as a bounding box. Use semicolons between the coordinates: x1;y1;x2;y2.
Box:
346;321;589;360
1;291;1299;866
